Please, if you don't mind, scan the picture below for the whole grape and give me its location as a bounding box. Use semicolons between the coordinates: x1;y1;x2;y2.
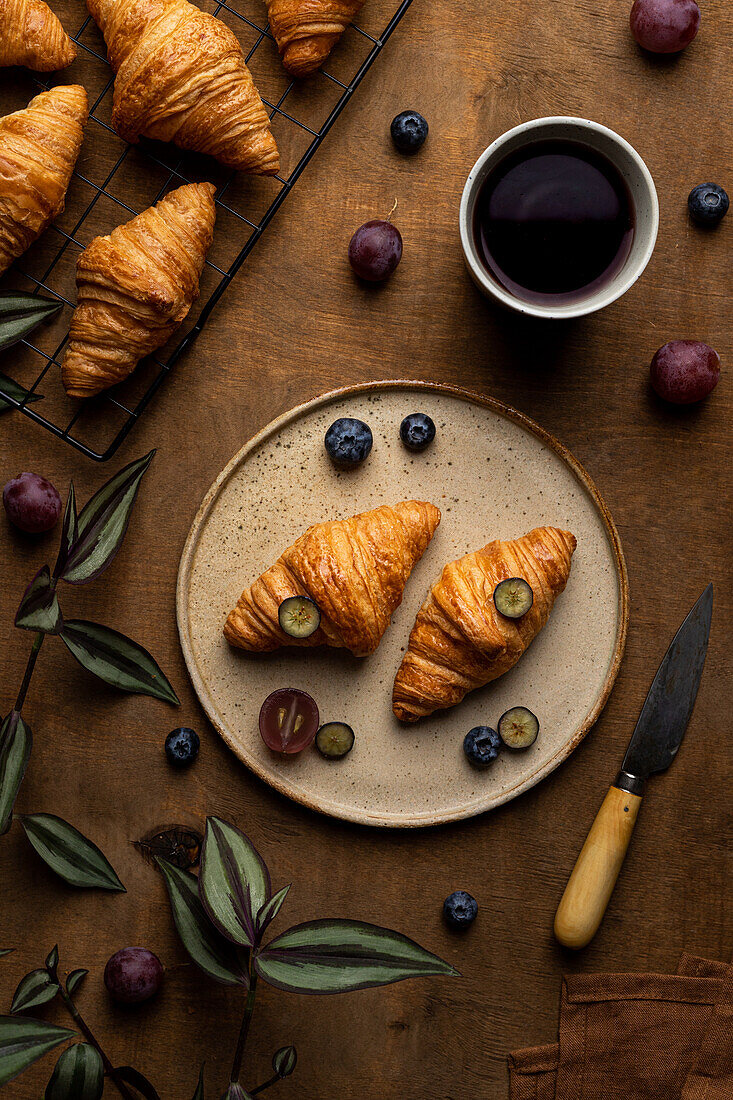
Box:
650;341;720;404
104;947;163;1004
348;220;402;282
3;472;62;533
630;0;700;53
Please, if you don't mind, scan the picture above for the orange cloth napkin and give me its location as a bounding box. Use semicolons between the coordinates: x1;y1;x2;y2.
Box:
508;953;733;1099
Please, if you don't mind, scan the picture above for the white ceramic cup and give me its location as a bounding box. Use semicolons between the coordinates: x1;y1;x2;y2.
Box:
459;116;659;320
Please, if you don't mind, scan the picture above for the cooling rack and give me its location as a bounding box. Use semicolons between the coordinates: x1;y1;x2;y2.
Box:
0;0;414;460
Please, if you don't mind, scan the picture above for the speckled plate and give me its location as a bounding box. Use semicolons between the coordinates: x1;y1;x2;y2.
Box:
177;381;628;827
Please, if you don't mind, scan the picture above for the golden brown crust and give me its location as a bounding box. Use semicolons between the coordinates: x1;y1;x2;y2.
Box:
224;500;441;657
86;0;279;173
61;182;216;398
0;0;77;70
264;0;364;77
0;85;88;276
392;526;577;722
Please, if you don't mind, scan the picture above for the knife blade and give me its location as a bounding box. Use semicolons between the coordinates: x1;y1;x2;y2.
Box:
619;582;713;786
554;584;713;949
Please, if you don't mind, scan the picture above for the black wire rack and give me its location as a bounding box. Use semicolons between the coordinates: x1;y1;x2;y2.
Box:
0;0;413;460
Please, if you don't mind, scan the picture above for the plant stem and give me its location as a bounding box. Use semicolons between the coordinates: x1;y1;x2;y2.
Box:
58;985;137;1100
14;632;44;713
230;968;258;1085
251;1074;280;1096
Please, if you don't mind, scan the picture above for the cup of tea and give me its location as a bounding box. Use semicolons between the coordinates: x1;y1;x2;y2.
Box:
459;117;659;319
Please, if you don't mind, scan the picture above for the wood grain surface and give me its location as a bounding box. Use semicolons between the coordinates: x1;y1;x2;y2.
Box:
1;0;731;1096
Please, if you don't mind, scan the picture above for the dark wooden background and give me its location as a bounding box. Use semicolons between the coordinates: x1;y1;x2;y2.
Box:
1;0;731;1096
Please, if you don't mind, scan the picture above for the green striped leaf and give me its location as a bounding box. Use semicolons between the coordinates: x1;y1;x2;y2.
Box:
60;620;179;704
65;970;88;996
0;712;32;835
0;373;42;413
0;1015;75;1088
256;885;291;937
15;566;62;634
0;293;61;353
44;1043;103;1100
11;970;59;1014
60;452;154;585
155;859;249;987
255;919;458;995
53;484;77;579
272;1046;297;1078
199;818;270;948
19;814;125;892
0;950;13;959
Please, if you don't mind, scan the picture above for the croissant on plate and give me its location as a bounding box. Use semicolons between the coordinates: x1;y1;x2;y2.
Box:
0;85;88;277
0;0;77;70
86;0;279;173
264;0;365;78
392;526;577;722
224;500;441;657
61;182;216;398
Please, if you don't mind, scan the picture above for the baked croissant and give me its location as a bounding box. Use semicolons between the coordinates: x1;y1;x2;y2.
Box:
0;85;88;277
61;182;216;398
86;0;279;173
392;526;577;722
264;0;365;77
0;0;77;70
224;500;441;657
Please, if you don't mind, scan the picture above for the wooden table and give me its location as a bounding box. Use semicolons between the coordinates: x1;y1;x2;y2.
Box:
1;1;731;1096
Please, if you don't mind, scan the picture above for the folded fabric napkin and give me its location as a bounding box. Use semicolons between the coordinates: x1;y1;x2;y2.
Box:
509;953;733;1100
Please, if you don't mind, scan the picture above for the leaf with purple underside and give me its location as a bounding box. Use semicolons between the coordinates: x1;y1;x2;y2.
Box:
60;452;154;585
53;484;77;580
15;566;62;635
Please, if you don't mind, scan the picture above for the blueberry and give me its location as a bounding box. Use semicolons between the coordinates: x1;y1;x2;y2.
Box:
443;890;478;930
688;183;729;226
390;111;428;154
400;413;436;452
324;418;373;469
165;727;199;767
463;726;501;768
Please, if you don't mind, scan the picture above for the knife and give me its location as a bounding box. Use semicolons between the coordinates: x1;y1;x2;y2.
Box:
554;583;713;949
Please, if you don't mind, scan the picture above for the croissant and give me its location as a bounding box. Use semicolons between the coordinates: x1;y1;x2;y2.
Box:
392;526;577;722
0;85;88;277
61;182;216;398
264;0;365;77
86;0;279;173
224;500;441;657
0;0;77;70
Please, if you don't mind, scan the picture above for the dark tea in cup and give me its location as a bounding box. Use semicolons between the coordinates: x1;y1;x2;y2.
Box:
472;139;635;307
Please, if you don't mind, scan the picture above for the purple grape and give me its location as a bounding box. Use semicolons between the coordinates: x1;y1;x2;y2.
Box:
348;220;403;282
630;0;700;53
3;472;62;533
104;947;163;1004
650;341;720;404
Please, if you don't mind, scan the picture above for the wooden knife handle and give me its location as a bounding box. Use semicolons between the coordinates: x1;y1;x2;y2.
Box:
554;785;642;949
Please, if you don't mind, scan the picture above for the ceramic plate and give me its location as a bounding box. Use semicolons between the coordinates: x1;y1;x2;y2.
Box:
177;381;628;827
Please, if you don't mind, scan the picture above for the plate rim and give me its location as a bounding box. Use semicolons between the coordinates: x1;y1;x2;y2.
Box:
177;379;629;828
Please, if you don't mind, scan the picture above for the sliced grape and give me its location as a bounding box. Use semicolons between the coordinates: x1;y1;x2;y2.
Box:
278;595;321;639
259;689;319;754
315;722;355;759
498;707;539;749
493;578;534;619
